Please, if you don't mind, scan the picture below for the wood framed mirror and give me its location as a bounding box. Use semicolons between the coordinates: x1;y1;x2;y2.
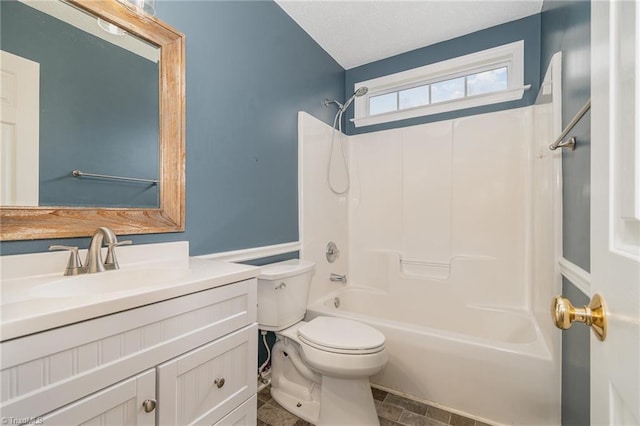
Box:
0;0;185;241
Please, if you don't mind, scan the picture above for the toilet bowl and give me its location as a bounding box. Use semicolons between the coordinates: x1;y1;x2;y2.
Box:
296;316;387;378
257;260;388;425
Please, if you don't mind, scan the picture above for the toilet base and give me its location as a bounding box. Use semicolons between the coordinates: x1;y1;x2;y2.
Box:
271;376;379;425
270;337;380;425
318;376;379;425
271;386;320;424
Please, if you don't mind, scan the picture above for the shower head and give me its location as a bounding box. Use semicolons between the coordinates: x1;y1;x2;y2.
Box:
354;87;369;97
342;86;369;111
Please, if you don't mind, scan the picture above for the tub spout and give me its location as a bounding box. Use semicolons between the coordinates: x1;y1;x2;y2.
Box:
330;273;347;284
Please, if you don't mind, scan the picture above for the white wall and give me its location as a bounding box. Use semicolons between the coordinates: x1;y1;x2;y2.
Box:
298;112;349;303
531;101;563;360
348;108;533;311
531;52;563;356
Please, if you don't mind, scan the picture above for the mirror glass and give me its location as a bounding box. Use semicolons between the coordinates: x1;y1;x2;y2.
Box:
1;0;160;208
0;0;185;241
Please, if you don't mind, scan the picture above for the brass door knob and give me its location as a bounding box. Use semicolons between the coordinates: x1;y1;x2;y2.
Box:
214;378;225;388
142;399;157;413
551;293;607;341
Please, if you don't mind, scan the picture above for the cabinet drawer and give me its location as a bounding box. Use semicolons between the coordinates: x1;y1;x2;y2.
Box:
157;324;258;426
214;395;257;426
41;369;155;426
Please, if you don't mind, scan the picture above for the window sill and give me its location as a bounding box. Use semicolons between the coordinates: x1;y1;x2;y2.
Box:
352;84;531;128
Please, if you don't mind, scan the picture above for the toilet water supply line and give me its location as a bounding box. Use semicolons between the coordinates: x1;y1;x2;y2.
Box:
258;330;271;382
258;332;321;384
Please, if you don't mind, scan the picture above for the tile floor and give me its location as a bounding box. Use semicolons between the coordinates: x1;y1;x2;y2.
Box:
256;386;492;426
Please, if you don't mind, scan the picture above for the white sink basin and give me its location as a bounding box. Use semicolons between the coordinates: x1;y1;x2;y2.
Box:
1;252;260;342
29;267;189;299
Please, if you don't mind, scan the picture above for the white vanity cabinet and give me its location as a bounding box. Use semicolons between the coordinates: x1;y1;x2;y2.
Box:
0;277;258;426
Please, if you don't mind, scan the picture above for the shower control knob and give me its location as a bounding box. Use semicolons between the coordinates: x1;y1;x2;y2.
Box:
326;241;340;263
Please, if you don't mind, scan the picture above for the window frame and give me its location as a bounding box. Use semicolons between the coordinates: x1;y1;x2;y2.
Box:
353;41;529;127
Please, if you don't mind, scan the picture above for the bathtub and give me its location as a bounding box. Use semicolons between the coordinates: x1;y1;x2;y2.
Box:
305;287;560;426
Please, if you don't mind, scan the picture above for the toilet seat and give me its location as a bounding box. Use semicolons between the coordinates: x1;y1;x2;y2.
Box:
297;317;385;355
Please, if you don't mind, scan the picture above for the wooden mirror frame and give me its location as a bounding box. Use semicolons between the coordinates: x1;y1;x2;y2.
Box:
1;0;185;241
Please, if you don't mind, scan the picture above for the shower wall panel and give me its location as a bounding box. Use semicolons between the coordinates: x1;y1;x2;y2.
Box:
348;107;533;310
401;122;453;266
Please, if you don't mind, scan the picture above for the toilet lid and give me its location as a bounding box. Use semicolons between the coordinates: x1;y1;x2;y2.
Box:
297;317;385;353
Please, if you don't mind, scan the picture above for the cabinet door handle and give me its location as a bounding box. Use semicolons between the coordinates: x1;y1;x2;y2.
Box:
142;399;157;413
214;378;225;388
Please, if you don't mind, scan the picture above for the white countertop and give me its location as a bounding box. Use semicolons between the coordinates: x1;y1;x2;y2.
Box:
0;242;260;341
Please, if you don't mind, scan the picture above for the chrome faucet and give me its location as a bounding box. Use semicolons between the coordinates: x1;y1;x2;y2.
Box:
49;226;131;275
330;273;347;284
85;227;118;273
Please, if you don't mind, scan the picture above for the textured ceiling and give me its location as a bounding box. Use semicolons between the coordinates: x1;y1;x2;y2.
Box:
275;1;543;70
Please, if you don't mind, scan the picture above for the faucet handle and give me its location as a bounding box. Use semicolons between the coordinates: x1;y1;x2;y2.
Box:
49;245;83;276
104;240;132;270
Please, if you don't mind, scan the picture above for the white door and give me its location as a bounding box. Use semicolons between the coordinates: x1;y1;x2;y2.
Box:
0;50;39;206
591;1;640;425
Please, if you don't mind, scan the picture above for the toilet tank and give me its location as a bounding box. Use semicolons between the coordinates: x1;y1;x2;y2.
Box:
257;259;315;331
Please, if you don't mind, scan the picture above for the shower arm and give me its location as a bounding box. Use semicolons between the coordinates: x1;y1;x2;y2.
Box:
323;87;368;112
323;99;344;109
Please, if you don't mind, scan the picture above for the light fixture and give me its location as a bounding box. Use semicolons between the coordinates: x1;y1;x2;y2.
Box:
97;19;126;35
97;0;156;36
121;0;155;17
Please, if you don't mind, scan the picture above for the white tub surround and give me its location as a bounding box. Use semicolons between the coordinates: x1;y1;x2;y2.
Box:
347;108;533;307
1;241;260;425
298;100;562;425
298;112;350;303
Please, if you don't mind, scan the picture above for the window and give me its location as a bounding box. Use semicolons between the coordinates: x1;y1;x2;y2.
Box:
352;41;528;127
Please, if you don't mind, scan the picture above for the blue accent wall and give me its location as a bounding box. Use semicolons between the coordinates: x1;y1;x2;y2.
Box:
344;14;541;135
540;1;591;425
561;277;591;426
1;0;159;208
0;0;344;256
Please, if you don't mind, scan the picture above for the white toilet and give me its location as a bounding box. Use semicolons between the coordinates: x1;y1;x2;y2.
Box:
258;259;387;425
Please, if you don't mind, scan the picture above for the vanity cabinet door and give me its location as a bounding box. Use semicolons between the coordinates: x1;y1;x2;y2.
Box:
157;324;257;426
41;369;156;426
